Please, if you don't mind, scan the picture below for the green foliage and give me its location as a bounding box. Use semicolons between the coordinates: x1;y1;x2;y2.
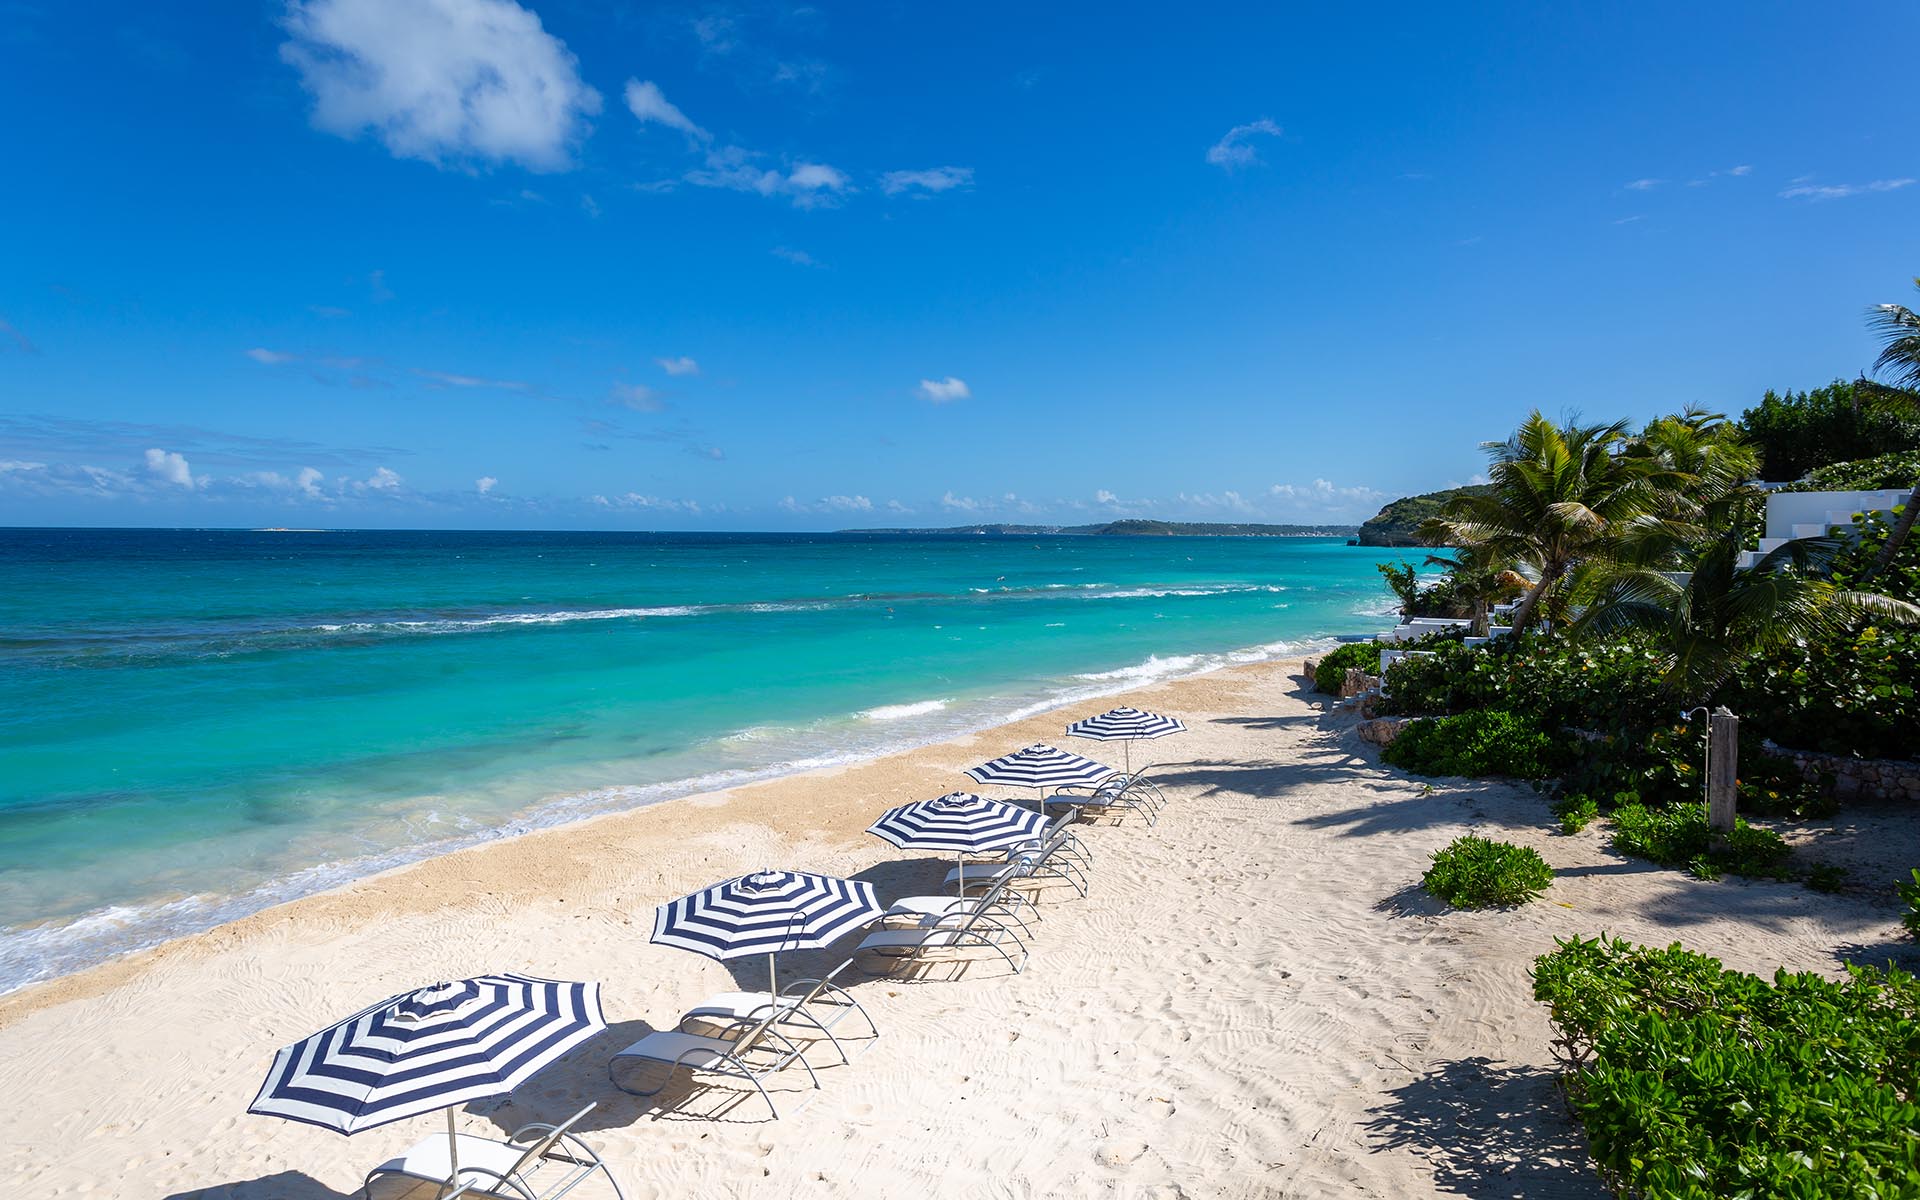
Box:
1608;803;1792;878
1555;795;1599;835
1382;709;1569;779
1532;935;1920;1199
1375;561;1420;615
1797;448;1920;492
1900;869;1920;943
1720;618;1920;760
1557;718;1829;820
1381;632;1670;729
1738;378;1920;480
1312;642;1381;694
1422;835;1555;908
1356;485;1491;547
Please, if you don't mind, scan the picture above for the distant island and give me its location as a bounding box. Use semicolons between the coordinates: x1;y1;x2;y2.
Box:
841;518;1359;537
1355;485;1491;546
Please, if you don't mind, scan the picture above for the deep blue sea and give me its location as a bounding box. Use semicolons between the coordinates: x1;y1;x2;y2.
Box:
0;528;1402;990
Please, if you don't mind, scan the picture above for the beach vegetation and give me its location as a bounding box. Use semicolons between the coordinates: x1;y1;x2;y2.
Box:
1607;803;1792;878
1900;869;1920;942
1381;709;1568;779
1738;377;1920;481
1533;935;1920;1199
1422;836;1554;908
1554;795;1599;834
1312;641;1382;693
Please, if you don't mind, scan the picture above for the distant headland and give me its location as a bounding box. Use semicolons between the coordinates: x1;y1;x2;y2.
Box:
838;519;1360;537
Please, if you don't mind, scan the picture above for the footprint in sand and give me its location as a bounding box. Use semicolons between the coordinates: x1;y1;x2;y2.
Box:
1095;1141;1149;1167
1145;1098;1176;1119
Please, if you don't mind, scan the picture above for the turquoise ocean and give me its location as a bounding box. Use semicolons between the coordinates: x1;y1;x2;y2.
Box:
0;528;1401;991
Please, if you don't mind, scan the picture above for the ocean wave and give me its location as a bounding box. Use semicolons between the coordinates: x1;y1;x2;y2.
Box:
859;698;951;721
318;606;701;634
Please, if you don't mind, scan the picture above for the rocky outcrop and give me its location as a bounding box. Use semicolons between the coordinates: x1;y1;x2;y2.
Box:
1358;717;1408;746
1339;668;1377;698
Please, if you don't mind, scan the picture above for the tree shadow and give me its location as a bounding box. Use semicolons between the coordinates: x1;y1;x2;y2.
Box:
1834;937;1920;973
164;1172;354;1200
1363;1057;1605;1198
1374;880;1450;919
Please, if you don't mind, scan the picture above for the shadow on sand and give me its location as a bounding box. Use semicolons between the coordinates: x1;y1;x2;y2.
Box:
1364;1056;1604;1198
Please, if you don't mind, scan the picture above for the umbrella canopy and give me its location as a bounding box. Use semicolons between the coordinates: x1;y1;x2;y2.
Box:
965;743;1113;791
1065;706;1186;770
249;974;606;1135
868;792;1049;893
867;791;1048;853
652;869;885;995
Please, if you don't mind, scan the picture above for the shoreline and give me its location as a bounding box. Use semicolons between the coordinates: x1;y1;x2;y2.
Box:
0;627;1359;999
0;652;1322;1027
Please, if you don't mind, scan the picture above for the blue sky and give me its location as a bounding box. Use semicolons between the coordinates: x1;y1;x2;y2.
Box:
2;1;1916;530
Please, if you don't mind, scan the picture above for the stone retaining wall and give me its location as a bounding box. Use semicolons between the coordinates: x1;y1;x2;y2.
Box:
1765;742;1920;804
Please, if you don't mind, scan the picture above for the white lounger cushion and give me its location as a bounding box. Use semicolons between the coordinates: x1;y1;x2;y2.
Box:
682;991;790;1023
615;1030;745;1071
857;927;995;952
887;895;982;917
369;1133;532;1195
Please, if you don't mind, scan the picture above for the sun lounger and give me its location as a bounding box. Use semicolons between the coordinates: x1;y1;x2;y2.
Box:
677;959;878;1067
364;1103;624;1200
608;1008;818;1120
1046;773;1158;825
942;827;1089;899
885;873;1039;936
854;897;1030;978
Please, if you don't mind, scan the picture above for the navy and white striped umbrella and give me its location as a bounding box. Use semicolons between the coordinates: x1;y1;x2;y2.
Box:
965;743;1114;814
1066;706;1187;770
868;791;1049;891
249;973;605;1175
653;869;884;995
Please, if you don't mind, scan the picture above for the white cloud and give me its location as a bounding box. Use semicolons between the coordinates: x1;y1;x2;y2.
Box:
296;467;325;497
684;145;854;208
771;245;819;267
610;382;665;411
1779;178;1915;201
1623;178;1662;190
476;475;497;495
246;347;298;365
940;491;982;512
1095;489;1121;505
1206;118;1281;170
598;492;701;513
1177;489;1255;514
880;166;974;196
1268;478;1384;510
279;0;602;172
415;368;531;392
885;498;911;513
143;448;197;489
656;356;699;376
819;494;872;512
579;193;599;218
355;466;403;492
917;376;970;403
623;79;710;142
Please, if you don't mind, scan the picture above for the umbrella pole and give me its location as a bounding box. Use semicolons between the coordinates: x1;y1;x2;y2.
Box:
445;1106;459;1197
768;952;778;1000
956;850;964;894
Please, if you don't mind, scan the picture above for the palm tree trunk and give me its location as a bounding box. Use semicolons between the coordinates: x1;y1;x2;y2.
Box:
1508;570;1557;634
1859;478;1920;582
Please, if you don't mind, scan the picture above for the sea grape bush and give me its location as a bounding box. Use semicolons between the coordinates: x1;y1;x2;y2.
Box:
1422;835;1554;908
1312;641;1382;694
1533;935;1920;1198
1901;869;1920;943
1381;710;1569;779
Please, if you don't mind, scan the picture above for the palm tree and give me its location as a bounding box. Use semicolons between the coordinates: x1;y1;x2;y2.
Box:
1420;412;1669;633
1861;278;1920;580
1574;505;1919;702
1376;561;1420;617
1422;546;1525;634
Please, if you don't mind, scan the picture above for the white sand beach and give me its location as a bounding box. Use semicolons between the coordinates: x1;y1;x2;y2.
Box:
2;658;1914;1199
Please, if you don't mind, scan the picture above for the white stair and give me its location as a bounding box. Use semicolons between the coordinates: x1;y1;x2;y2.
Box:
1790;522;1828;539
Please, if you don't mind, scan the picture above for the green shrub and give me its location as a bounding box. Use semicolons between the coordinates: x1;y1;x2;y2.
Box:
1739;379;1920;479
1533;935;1920;1198
1796;446;1920;491
1422;835;1554;908
1609;803;1792;878
1382;709;1569;779
1312;641;1381;694
1554;795;1599;834
1901;869;1920;943
1558;718;1831;819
